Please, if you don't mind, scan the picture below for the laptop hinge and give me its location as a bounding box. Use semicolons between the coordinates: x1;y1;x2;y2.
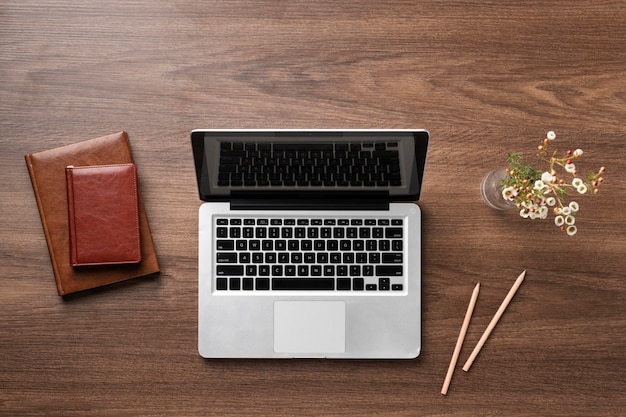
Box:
229;192;390;211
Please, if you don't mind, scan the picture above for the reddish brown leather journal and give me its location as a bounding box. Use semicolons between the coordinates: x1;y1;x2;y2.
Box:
66;164;141;266
25;132;160;296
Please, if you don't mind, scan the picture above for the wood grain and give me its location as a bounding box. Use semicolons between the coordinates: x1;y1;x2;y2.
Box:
1;1;625;416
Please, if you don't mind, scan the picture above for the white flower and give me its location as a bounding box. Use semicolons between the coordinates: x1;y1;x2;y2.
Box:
572;178;583;188
538;205;548;219
562;207;571;215
569;201;579;212
541;171;554;183
546;197;556;206
502;186;517;200
573;148;583;157
534;180;547;193
547;131;556;140
519;208;530;218
565;215;576;225
566;225;577;236
577;184;588;194
555;215;565;226
565;163;576;173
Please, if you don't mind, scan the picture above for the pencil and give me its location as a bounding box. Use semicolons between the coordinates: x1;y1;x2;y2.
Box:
462;270;527;372
441;282;480;395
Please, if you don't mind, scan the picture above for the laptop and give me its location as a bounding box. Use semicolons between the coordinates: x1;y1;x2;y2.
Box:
191;129;429;358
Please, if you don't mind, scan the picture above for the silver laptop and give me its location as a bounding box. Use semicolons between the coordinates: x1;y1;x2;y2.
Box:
191;129;429;358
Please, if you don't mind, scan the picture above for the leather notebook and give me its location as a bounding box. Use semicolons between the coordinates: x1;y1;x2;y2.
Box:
25;131;160;296
66;164;141;266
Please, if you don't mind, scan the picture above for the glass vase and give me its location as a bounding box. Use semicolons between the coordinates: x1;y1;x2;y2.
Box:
480;168;516;210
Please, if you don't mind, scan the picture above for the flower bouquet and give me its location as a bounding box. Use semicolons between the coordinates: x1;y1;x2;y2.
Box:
498;132;605;235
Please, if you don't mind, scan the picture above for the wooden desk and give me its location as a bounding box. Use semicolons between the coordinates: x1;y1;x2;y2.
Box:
2;1;625;415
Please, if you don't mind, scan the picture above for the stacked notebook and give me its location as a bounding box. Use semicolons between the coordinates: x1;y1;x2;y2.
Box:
25;131;159;296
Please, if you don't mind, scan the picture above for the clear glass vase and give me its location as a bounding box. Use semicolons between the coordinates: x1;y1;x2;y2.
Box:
480;168;516;210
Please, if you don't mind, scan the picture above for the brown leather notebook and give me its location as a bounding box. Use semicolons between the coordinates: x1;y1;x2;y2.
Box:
66;164;142;266
25;132;160;296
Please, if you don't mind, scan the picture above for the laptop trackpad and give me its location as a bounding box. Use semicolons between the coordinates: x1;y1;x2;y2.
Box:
274;301;346;354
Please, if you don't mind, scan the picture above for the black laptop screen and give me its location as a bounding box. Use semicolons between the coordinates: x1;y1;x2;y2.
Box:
191;130;428;203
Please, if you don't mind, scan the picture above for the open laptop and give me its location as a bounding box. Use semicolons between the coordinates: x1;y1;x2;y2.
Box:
191;129;429;358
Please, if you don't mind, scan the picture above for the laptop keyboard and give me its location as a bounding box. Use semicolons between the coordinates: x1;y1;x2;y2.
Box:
214;216;405;292
218;142;401;187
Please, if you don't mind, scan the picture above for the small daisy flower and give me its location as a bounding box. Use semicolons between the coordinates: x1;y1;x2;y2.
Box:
546;197;556;206
566;225;577;236
577;184;588;194
502;186;517;200
541;171;554;183
547;131;556;140
569;201;579;212
573;148;583;157
565;215;576;225
572;178;583;188
555;215;565;227
565;163;576;173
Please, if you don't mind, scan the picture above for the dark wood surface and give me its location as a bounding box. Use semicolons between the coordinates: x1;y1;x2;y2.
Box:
2;1;625;416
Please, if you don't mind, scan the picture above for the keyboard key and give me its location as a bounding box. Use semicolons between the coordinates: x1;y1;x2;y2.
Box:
272;278;335;290
242;278;254;290
353;278;364;291
216;240;234;250
376;265;403;276
337;278;351;290
216;278;228;290
229;278;240;290
385;228;403;238
392;284;403;291
379;278;390;291
217;265;244;275
216;253;237;263
382;253;403;263
256;278;270;290
273;143;333;151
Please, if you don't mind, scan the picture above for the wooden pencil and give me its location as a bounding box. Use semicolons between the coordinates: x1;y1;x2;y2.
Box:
441;282;480;395
462;270;527;372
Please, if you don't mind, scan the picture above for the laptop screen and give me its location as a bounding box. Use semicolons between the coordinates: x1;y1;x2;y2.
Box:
191;130;428;203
